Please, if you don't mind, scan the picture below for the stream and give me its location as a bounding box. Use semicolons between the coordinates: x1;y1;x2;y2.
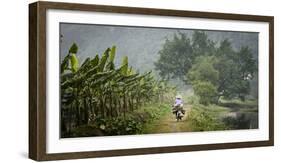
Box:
220;109;258;129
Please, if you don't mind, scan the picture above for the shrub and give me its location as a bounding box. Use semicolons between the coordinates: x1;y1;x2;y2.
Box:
187;104;227;131
193;81;217;105
104;116;143;135
186;95;199;105
71;125;104;137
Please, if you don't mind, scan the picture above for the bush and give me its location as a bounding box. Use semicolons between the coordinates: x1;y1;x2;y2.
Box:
193;81;217;105
71;125;104;137
187;104;227;131
70;103;171;137
101;103;170;135
186;95;199;105
104;116;143;135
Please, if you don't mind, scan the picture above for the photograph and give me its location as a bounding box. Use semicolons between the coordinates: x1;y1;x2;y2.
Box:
59;23;259;138
28;1;274;160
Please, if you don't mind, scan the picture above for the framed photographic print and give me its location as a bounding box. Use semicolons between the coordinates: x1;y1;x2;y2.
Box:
29;1;274;161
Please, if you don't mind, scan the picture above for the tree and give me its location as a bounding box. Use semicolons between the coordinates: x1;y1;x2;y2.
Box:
232;46;256;100
235;46;257;80
155;32;193;80
186;38;257;104
193;81;217;105
187;56;219;86
155;31;257;104
214;41;257;100
213;39;238;99
192;31;216;57
187;56;219;104
155;31;216;80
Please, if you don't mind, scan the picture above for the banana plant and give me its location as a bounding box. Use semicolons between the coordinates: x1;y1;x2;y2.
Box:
60;43;176;136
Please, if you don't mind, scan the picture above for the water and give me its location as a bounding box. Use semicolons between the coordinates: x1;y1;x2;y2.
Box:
221;110;258;130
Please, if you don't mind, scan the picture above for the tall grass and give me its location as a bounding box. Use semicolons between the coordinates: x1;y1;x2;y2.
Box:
186;95;258;131
187;103;228;131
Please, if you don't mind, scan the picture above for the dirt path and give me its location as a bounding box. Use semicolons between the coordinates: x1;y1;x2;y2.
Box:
143;105;192;134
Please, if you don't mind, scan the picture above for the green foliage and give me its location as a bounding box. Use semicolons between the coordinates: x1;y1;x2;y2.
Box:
155;31;216;80
193;81;217;105
186;95;199;105
98;48;110;72
236;46;257;76
102;116;143;135
156;31;257;102
187;56;219;86
192;31;216;56
214;42;257;100
70;125;104;137
141;104;170;122
92;55;100;67
109;46;116;62
121;56;128;76
60;44;175;137
61;54;70;73
106;45;116;70
61;43;80;73
154;32;194;80
187;104;227;131
68;43;78;54
187;97;258;131
68;103;171;137
187;56;218;105
139;104;171;134
70;53;79;72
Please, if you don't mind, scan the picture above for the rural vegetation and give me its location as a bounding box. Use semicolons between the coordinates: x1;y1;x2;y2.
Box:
60;44;175;137
154;31;258;132
155;31;257;104
60;30;258;138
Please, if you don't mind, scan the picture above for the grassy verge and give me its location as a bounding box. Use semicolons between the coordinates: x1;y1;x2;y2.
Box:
187;103;229;131
69;102;171;137
140;104;171;134
186;95;258;131
136;103;171;124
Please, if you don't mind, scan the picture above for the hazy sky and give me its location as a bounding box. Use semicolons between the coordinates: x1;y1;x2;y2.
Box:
60;23;258;73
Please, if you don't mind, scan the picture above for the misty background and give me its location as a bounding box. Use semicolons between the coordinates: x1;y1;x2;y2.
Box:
60;23;258;75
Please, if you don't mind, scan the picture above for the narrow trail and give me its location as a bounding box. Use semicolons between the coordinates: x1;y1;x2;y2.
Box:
143;105;192;134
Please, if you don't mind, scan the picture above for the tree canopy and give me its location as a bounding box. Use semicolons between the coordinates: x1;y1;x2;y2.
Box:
154;32;194;80
155;31;257;104
155;31;216;80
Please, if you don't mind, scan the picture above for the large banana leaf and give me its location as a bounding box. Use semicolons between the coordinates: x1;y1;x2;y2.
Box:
99;48;110;72
61;66;99;89
70;53;79;73
68;43;78;54
109;46;116;63
105;46;116;70
116;73;139;82
91;55;100;67
61;55;70;73
61;72;74;83
81;57;90;67
78;55;99;74
120;56;128;76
